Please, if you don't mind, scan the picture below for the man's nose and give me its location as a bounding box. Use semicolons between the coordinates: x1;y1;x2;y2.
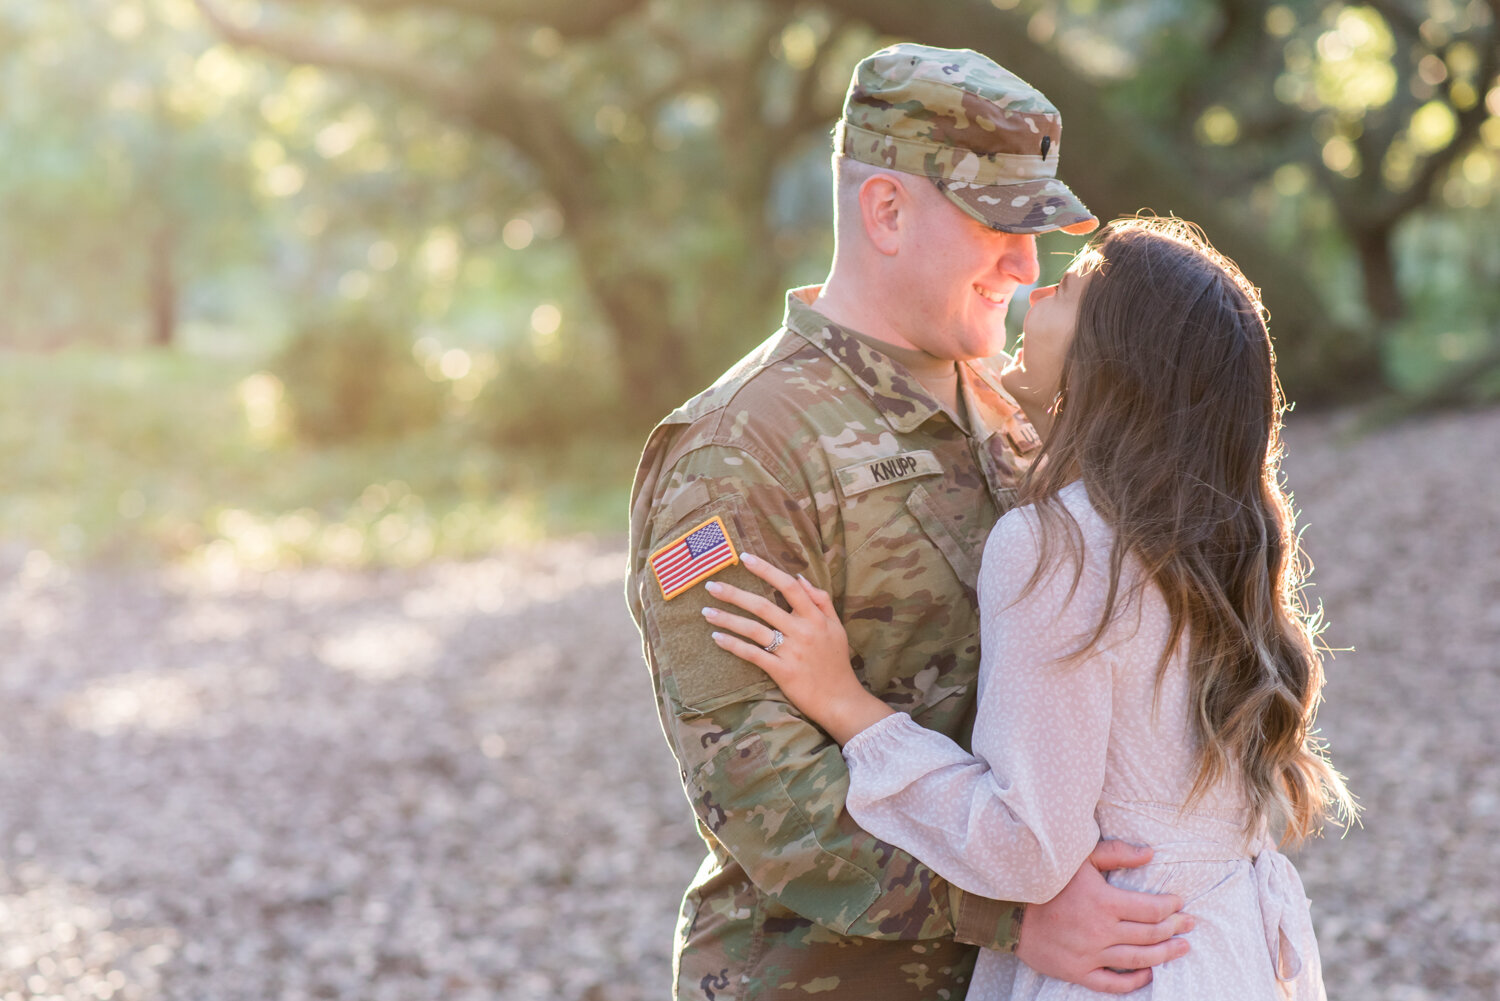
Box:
998;234;1041;285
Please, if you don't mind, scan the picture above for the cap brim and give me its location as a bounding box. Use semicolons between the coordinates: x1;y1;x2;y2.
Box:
936;177;1098;235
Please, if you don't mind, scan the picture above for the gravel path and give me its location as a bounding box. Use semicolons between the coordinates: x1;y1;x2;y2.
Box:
1;407;1497;1001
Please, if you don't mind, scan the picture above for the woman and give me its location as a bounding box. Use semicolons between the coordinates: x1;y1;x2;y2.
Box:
701;217;1355;999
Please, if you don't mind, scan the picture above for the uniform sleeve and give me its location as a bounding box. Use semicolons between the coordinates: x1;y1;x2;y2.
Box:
629;439;1020;949
841;507;1112;903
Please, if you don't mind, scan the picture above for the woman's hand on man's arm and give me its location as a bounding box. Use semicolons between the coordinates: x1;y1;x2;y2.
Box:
704;552;894;745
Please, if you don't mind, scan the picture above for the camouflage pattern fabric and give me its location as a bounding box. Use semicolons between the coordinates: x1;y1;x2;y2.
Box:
626;288;1040;1000
836;43;1095;235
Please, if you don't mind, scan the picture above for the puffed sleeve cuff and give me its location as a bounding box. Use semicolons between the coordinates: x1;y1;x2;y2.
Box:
844;713;1023;953
841;710;925;768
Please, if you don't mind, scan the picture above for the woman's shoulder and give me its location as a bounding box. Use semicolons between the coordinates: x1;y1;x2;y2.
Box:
984;482;1117;594
993;481;1112;546
1057;480;1113;543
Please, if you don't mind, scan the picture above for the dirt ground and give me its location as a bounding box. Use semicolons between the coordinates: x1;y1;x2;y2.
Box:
1;406;1497;1001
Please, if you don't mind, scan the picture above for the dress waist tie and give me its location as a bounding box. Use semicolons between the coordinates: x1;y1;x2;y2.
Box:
1119;829;1316;984
1252;843;1315;982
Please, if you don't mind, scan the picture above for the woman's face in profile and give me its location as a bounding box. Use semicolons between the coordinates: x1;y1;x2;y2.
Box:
1002;265;1090;420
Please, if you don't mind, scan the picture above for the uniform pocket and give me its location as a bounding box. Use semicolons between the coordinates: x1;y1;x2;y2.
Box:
905;483;981;593
841;496;982;720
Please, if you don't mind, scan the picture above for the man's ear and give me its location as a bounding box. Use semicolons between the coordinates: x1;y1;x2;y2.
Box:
858;174;906;257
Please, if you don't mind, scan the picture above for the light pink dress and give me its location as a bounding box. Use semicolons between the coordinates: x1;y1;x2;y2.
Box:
842;481;1326;1000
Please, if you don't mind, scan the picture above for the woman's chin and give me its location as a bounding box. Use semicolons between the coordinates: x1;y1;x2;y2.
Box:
1000;369;1031;400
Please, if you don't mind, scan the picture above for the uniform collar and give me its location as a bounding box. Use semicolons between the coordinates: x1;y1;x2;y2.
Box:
783;286;1039;457
783;286;945;434
962;354;1043;456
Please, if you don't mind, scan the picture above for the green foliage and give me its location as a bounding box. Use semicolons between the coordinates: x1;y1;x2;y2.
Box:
470;342;625;449
1382;205;1500;393
0;0;269;348
272;315;446;443
7;0;1500;572
0;348;634;567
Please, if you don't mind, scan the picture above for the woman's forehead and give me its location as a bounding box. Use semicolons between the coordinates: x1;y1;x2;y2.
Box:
1067;244;1106;277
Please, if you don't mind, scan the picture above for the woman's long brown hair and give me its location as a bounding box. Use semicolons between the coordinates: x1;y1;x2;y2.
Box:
1021;217;1356;845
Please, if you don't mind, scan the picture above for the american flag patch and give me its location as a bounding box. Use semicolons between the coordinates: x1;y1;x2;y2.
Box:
651;515;739;601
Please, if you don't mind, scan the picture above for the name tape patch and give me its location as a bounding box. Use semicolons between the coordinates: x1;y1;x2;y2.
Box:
1004;420;1042;455
836;450;943;497
650;515;739;601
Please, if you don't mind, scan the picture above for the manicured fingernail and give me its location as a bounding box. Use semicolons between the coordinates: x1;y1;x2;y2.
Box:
711;632;726;642
701;607;716;618
742;553;758;564
705;581;723;593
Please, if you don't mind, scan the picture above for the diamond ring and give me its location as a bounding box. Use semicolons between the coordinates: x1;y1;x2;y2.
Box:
763;629;785;654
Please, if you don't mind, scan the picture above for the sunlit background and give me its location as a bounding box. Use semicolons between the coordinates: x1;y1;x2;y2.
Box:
2;1;1499;999
0;0;1496;566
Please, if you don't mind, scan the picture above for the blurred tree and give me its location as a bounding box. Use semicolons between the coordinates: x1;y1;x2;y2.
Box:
1092;0;1500;394
195;0;1500;416
0;0;534;360
195;0;867;425
0;0;264;348
0;0;1423;421
273;311;446;441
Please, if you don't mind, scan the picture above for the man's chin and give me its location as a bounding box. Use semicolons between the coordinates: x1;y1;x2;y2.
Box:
963;334;1013;363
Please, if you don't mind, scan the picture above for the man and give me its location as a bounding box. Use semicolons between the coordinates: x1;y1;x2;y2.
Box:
626;44;1191;1000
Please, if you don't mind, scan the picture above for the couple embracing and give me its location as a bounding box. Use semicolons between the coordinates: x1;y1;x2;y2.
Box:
626;43;1353;1001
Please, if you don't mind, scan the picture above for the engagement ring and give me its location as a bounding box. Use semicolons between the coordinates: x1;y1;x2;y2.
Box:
764;630;784;654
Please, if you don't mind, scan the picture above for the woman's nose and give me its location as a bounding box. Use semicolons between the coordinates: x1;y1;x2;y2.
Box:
1029;284;1058;305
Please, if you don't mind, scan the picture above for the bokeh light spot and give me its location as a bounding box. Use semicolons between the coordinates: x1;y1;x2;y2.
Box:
1322;135;1359;175
1273;163;1309;196
1265;6;1297;37
531;304;562;336
1462;149;1494;186
1314;7;1397;113
1410;100;1458;153
1197;105;1240;145
779;23;818;70
502;218;535;250
367;240;398;271
440;349;472;381
263;163;305;198
1417;54;1449;86
338;271;372;300
1449;80;1478;110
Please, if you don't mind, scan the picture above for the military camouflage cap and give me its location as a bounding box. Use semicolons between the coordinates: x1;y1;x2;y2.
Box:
836;43;1097;235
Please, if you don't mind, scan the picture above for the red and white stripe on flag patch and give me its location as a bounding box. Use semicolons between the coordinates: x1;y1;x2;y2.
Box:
650;515;739;601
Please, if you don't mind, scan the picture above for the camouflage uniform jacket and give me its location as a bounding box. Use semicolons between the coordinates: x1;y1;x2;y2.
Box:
626;287;1040;1001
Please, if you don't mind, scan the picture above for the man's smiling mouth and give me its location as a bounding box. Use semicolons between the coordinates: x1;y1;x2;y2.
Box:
974;285;1007;305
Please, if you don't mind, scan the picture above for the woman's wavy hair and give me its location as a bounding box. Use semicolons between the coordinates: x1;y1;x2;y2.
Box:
1021;216;1356;845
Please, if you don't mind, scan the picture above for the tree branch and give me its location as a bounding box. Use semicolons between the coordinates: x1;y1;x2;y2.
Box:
193;0;472;109
265;0;649;37
771;14;854;148
1362;0;1426;42
193;0;602;219
1371;16;1500;227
